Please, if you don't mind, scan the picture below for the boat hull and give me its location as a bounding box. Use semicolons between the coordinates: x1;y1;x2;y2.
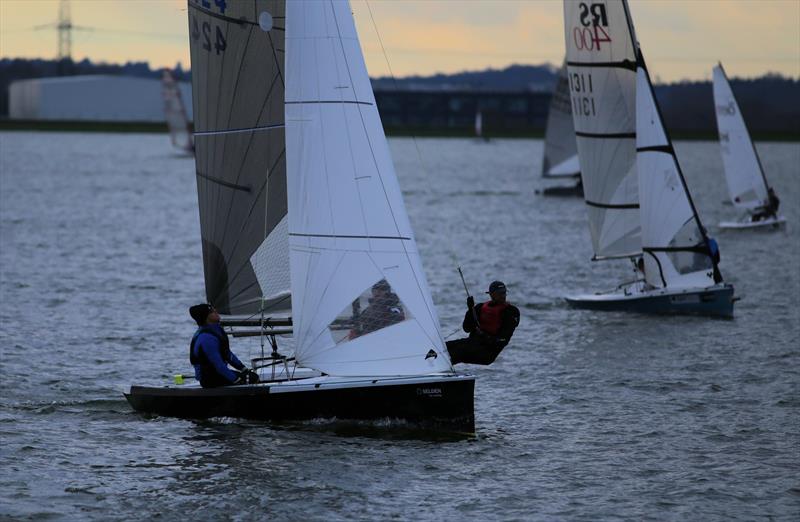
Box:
719;215;786;230
565;284;735;318
125;374;475;432
536;183;583;197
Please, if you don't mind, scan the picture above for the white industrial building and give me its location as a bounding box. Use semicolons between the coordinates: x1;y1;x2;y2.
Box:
8;75;192;122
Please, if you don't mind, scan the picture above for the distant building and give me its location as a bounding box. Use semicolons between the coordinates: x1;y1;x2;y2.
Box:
374;89;550;134
8;75;192;122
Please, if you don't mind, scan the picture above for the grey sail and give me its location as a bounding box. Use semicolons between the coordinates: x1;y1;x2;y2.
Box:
541;61;579;178
188;0;289;316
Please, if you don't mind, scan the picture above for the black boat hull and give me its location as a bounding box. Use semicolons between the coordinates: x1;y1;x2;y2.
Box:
565;284;735;318
125;375;475;432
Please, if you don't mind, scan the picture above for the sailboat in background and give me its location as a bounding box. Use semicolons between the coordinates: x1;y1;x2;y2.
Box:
474;109;489;141
562;0;735;317
538;61;583;197
126;0;474;431
713;63;785;230
161;70;194;155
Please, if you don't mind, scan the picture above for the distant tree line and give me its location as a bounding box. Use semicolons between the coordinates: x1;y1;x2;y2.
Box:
0;58;797;136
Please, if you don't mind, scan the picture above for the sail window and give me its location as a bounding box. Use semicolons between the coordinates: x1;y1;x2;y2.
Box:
259;12;273;32
328;279;411;344
666;221;712;275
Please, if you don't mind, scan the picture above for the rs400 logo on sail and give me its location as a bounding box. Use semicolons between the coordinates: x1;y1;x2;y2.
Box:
573;2;612;51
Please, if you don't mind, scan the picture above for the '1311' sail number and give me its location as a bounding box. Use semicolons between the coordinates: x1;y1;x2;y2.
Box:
570;72;596;117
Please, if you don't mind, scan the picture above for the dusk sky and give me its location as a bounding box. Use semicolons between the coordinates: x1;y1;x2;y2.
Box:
1;0;798;82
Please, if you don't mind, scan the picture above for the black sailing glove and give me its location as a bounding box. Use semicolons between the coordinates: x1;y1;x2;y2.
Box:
467;296;475;309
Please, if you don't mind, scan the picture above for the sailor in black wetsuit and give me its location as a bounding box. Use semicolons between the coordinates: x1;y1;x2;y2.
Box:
188;304;258;388
446;281;520;365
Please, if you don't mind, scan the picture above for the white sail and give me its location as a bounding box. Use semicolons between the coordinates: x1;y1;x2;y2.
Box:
161;70;193;153
542;61;579;178
636;65;716;289
285;0;453;377
474;110;483;137
563;0;640;259
712;64;769;211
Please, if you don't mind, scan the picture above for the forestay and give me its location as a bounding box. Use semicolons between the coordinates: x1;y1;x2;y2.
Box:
712;64;769;211
161;70;192;152
636;61;717;289
563;0;640;259
188;0;290;316
285;0;453;376
542;61;579;178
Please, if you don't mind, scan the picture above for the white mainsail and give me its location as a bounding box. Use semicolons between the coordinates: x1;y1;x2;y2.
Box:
475;110;483;138
712;64;770;211
563;0;640;260
285;0;453;376
636;62;717;289
542;61;579;178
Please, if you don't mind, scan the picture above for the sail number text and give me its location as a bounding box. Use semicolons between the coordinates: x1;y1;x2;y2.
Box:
190;0;228;15
190;14;227;55
573;2;612;51
570;72;596;117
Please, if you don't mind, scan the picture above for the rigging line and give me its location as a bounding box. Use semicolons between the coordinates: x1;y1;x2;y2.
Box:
194;123;285;136
344;1;446;347
363;0;463;343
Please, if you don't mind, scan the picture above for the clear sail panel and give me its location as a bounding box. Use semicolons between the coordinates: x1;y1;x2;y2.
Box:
328;279;411;344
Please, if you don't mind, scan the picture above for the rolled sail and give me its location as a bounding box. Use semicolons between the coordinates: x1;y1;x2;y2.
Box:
563;0;640;259
285;0;453;376
542;61;579;178
712;64;770;211
188;0;290;315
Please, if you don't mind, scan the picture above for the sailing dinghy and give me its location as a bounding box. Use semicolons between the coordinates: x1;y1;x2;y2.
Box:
562;0;735;317
712;63;785;230
126;0;475;432
539;61;583;197
161;70;194;155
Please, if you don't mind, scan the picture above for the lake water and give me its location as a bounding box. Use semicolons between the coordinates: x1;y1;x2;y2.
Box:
1;132;798;520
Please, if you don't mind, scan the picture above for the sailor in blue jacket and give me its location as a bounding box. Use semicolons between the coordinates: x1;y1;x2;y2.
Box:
188;304;256;388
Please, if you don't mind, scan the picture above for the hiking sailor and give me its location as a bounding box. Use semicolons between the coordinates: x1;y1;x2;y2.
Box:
752;187;780;221
188;304;258;388
446;281;520;365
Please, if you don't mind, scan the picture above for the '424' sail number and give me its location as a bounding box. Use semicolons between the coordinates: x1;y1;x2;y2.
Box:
190;14;227;55
190;0;227;15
